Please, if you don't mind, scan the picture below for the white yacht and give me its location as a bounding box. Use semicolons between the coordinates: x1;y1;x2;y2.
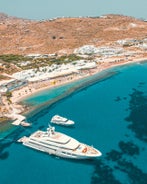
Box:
51;115;75;126
18;125;102;159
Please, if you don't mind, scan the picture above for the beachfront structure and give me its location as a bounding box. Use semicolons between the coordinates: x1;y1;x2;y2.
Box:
74;45;99;55
143;38;147;43
0;79;28;93
12;61;97;82
18;61;31;67
116;39;143;47
74;45;124;57
96;47;123;56
140;43;147;50
0;86;8;94
26;53;56;59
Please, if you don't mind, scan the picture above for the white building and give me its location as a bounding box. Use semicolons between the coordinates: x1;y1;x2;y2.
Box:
0;86;8;93
74;45;99;55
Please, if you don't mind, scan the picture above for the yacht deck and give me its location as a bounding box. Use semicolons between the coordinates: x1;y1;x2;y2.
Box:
30;130;80;149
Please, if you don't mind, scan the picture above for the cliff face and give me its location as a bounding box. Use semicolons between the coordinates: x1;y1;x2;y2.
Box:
0;13;147;55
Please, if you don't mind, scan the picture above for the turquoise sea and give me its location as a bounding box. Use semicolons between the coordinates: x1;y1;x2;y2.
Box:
0;61;147;184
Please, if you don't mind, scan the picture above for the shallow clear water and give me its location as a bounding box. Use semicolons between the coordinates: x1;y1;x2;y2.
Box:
0;62;147;184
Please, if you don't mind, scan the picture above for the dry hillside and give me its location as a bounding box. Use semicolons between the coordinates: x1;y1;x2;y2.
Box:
0;13;147;55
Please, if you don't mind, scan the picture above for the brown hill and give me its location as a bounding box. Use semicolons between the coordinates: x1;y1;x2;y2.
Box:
0;13;147;55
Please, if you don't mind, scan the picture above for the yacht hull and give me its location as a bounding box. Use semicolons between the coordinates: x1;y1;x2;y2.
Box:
23;141;101;159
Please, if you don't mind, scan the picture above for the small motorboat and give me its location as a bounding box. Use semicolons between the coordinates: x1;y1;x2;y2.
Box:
50;115;75;126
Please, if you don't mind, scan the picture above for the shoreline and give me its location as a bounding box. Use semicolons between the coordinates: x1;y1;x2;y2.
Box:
11;56;147;104
1;55;147;127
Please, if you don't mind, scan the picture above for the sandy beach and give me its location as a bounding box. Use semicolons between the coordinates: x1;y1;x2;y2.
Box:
11;55;147;105
0;53;147;126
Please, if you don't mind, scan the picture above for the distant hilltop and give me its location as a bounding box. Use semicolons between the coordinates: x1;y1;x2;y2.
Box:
0;13;147;55
0;12;31;23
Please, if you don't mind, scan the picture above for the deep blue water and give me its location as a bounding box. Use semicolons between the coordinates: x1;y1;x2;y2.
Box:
0;61;147;184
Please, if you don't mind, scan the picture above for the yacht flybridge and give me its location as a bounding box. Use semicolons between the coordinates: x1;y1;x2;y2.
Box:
18;125;102;159
51;115;75;126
